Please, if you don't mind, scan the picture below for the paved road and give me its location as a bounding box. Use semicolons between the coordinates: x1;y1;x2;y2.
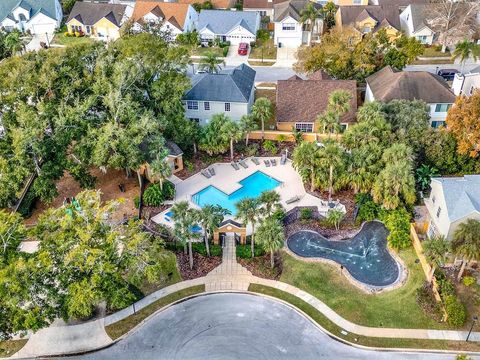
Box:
63;293;476;360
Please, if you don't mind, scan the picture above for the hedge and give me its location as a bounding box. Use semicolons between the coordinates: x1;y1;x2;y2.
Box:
236;244;265;258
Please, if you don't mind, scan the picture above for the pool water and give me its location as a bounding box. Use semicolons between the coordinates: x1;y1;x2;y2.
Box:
192;171;281;215
164;211;202;233
287;222;400;288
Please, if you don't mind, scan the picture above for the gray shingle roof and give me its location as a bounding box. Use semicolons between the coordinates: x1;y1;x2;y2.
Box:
409;4;430;33
273;0;321;22
166;141;183;157
366;66;455;103
183;64;256;103
0;0;59;23
67;2;127;27
432;175;480;223
197;10;259;35
337;5;401;31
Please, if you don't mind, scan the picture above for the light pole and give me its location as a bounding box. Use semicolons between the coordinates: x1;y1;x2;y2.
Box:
466;315;478;342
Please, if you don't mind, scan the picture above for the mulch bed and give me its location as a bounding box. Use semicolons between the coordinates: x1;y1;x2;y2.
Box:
285;220;360;241
176;252;222;280
238;253;282;280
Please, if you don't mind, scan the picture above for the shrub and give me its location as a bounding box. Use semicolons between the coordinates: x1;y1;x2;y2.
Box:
444;295;467;327
356;200;379;223
17;190;38;218
299;208;312;221
325;209;345;230
246;143;259;156
236;244;265;258
64;31;70;37
222;47;229;57
462;276;476;287
380;208;411;249
272;208;286;223
162;181;175;200
133;196;140;209
143;184;164;207
192;243;222;257
276;134;288;143
263;140;278;155
437;277;455;298
416;282;443;321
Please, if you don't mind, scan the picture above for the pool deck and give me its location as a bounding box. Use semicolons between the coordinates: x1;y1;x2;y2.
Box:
151;157;345;230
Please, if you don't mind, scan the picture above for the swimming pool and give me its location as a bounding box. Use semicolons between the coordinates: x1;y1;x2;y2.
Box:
192;171;281;215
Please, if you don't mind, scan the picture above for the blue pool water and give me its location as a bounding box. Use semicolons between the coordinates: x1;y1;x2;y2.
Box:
192;171;281;215
164;211;202;233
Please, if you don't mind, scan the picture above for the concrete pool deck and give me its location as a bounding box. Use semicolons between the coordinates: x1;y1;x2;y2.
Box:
151;157;345;230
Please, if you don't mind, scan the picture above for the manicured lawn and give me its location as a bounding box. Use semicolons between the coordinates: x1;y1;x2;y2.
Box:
52;33;95;46
105;285;205;340
249;284;480;352
248;60;274;67
254;88;277;130
280;247;452;330
191;46;224;57
422;47;451;58
249;38;277;60
0;340;27;358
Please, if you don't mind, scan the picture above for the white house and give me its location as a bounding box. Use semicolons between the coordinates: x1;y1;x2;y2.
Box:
131;1;198;39
400;4;436;45
183;64;256;125
425;175;480;241
273;0;322;48
0;0;62;35
197;10;260;45
365;66;456;128
452;65;480;96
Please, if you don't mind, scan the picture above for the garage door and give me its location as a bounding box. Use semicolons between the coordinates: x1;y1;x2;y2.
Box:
30;23;55;35
277;37;301;48
227;34;255;45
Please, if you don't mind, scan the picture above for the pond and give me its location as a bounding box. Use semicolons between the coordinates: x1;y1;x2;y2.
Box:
286;221;400;288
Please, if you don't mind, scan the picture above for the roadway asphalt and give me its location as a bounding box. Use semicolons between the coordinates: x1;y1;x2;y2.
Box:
63;293;477;360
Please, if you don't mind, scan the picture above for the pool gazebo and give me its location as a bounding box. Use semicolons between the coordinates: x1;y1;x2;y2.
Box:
213;219;247;245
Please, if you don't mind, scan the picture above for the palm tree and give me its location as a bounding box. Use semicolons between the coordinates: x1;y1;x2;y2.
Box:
348;144;381;193
256;218;285;269
251;97;272;143
325;209;345;230
452;40;480;73
239;115;257;146
197;205;230;257
316;110;339;137
235;198;260;258
259;190;282;218
292;141;320;192
318;141;345;202
423;235;450;281
416;164;439;193
199;51;225;74
149;155;172;190
316;90;352;138
171;201;198;269
300;2;321;45
222;120;243;160
452;219;480;281
5;31;23;55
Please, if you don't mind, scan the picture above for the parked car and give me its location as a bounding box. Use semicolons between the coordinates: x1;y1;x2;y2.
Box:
437;69;459;81
238;43;249;56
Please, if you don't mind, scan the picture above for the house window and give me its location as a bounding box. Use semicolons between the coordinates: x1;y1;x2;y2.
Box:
225;102;231;111
295;123;313;132
432;195;436;204
260;11;267;16
282;23;296;31
436;207;441;218
190;118;200;123
361;26;371;33
431;121;445;128
187;101;198;110
435;104;451;112
469;86;476;95
416;35;427;44
204;102;210;111
353;0;362;4
85;25;91;34
406;14;409;21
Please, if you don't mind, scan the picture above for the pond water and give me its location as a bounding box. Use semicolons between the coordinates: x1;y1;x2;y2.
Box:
287;221;400;288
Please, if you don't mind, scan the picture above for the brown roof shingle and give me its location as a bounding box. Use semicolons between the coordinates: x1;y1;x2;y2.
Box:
337;5;401;31
366;66;456;103
178;0;236;9
132;1;191;28
243;0;284;10
276;77;357;124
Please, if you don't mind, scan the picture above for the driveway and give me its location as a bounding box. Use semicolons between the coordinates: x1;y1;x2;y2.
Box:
275;46;298;67
225;44;249;66
62;293;477;360
25;33;52;52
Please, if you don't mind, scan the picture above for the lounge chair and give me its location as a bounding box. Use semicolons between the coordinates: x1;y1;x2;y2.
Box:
252;158;260;165
280;154;287;165
264;160;271;167
201;170;211;178
239;160;248;169
286;195;300;204
231;161;240;170
208;167;215;176
271;159;277;166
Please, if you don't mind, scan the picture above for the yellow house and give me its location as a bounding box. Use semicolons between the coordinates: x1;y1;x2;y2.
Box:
335;5;401;39
332;0;369;6
66;2;131;41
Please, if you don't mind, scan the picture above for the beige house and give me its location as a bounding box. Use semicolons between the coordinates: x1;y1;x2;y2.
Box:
425;175;480;241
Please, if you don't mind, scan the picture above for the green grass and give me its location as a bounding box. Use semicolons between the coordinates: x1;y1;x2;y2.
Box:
105;285;205;340
249;284;480;352
280;248;452;330
248;60;274;66
191;46;224;57
422;47;451;58
249;38;277;60
52;33;95;46
254;88;277;130
0;340;27;358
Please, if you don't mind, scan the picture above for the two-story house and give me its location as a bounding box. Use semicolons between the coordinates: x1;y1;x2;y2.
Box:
425;175;480;240
66;2;132;41
0;0;62;35
335;5;401;38
183;64;256;125
273;0;322;48
452;66;480;96
243;0;284;19
365;66;456;128
132;1;198;39
399;4;436;45
197;10;260;45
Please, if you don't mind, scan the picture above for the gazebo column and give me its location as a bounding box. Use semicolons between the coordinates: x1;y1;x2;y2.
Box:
213;231;220;245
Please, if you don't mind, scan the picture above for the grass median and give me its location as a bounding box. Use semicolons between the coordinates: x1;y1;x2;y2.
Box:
105;285;205;340
0;339;28;358
248;284;480;352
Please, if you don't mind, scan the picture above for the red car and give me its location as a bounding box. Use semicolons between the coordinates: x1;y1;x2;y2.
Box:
238;43;249;56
